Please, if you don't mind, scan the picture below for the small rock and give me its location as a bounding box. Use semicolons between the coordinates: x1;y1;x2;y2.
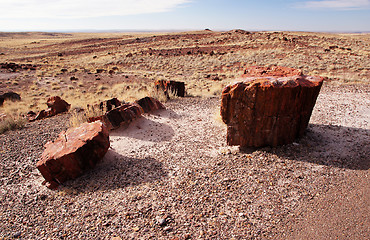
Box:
13;231;21;238
163;226;172;231
111;237;122;240
0;92;21;105
156;217;167;226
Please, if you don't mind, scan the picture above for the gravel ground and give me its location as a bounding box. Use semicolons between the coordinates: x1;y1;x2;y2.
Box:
0;82;369;239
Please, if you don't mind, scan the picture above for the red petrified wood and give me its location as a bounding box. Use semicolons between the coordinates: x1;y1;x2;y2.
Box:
221;66;324;147
47;96;71;115
135;96;165;113
37;121;110;189
28;96;70;122
155;80;185;98
88;97;165;131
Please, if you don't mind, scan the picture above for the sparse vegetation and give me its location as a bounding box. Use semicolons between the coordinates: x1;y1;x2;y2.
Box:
0;116;26;134
0;30;368;134
69;107;104;128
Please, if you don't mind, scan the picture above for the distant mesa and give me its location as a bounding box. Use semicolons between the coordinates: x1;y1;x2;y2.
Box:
228;29;251;34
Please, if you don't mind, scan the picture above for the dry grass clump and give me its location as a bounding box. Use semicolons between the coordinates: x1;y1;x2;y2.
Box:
1;99;35;116
187;81;227;98
0;116;26;134
0;98;39;134
69;107;105;128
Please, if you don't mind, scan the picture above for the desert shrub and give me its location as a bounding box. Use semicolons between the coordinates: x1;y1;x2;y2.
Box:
149;87;170;102
0;117;26;134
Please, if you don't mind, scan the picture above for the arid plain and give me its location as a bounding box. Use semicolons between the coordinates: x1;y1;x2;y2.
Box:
0;30;369;239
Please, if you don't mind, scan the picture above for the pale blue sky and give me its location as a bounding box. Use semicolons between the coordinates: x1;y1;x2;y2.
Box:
0;0;369;32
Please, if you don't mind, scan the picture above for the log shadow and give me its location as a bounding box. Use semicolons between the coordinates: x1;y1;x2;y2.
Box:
110;115;175;142
150;108;180;119
265;124;370;170
62;150;168;192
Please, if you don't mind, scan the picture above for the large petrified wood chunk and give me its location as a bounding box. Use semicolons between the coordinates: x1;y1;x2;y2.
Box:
36;121;110;189
221;66;323;147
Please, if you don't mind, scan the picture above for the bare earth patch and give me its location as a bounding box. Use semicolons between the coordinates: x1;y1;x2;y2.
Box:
0;82;369;239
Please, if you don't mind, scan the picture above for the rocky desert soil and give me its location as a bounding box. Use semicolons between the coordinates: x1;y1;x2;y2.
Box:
0;30;369;239
0;82;369;239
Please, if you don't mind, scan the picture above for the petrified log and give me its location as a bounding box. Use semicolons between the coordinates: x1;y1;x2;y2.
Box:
155;80;185;98
99;98;121;112
221;68;323;147
47;96;70;115
28;96;70;122
88;97;165;131
105;104;143;129
135;97;165;113
88;115;113;131
37;121;109;189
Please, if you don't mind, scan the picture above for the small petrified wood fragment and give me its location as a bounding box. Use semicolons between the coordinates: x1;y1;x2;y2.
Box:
221;67;323;147
37;121;110;189
89;98;122;113
46;96;70;115
155;80;185;98
28;96;70;122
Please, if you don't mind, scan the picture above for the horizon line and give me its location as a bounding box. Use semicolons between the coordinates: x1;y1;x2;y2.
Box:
1;28;369;34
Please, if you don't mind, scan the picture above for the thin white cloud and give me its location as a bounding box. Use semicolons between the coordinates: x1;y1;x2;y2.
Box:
298;0;370;10
0;0;191;19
